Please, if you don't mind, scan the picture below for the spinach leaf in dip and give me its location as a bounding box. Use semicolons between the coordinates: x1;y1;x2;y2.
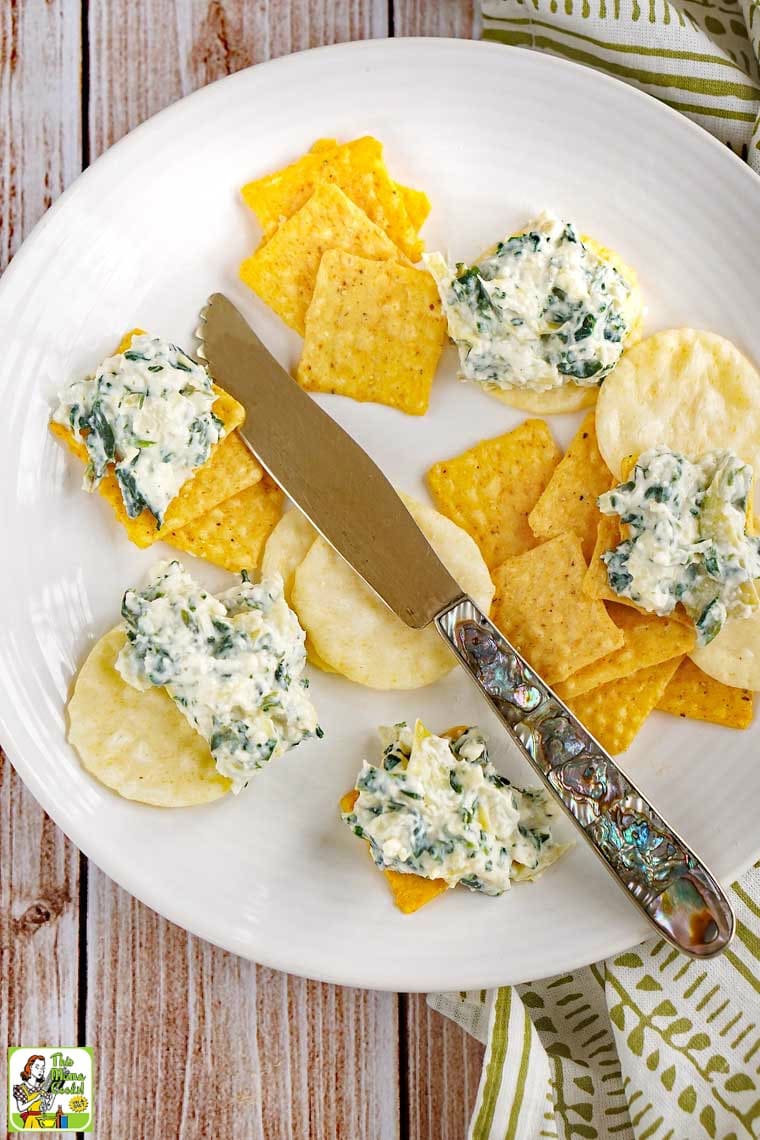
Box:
116;560;320;793
342;721;568;895
424;212;633;393
599;447;760;645
52;334;224;526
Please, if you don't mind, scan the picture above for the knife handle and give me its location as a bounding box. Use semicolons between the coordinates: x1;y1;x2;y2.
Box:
435;596;735;958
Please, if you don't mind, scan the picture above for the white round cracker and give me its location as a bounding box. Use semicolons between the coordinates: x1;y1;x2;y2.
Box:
291;494;494;689
479;233;643;416
261;509;335;673
261;509;317;603
596;329;760;477
68;626;231;806
487;382;598;415
690;610;760;691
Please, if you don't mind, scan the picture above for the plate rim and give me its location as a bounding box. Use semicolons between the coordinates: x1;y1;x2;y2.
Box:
1;35;759;991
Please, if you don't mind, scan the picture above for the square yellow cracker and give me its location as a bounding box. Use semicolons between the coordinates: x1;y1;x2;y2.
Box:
297;250;445;416
240;183;403;335
490;533;624;685
241;136;422;260
528;411;614;561
166;475;284;573
427;419;562;570
339;790;446;913
554;603;696;700
49;332;262;548
583;509;692;627
567;656;684;753
383;868;448;914
396;184;431;233
657;658;754;729
307;145;430;234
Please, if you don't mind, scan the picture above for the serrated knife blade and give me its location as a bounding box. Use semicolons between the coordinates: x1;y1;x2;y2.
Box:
198;292;464;628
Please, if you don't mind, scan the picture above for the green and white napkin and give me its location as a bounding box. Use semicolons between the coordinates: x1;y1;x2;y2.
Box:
482;0;760;172
432;865;760;1138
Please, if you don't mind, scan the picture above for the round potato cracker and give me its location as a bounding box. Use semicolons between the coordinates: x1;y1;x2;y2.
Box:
690;610;760;691
478;233;643;416
486;382;598;415
596;329;760;477
292;494;494;689
261;508;318;602
68;626;231;806
261;509;335;673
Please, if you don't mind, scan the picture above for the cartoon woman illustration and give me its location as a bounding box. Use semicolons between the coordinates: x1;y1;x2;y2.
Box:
12;1055;54;1129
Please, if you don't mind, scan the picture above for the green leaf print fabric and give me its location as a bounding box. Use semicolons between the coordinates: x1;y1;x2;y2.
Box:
482;0;760;170
431;866;760;1138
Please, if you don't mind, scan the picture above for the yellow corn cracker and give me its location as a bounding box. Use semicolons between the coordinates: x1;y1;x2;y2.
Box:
115;326;147;353
554;603;695;700
383;868;448;914
241;136;422;260
528;412;613;561
240;183;403;335
340;790;447;913
426;420;562;570
51;419;260;548
491;533;624;685
657;657;753;728
307;141;430;236
49;332;260;547
297;250;445;416
309;138;338;153
396;184;431;233
165;475;284;573
308;143;430;234
566;656;684;754
68;627;231;806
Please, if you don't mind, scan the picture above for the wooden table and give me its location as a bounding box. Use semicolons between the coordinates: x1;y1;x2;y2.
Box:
0;3;485;1135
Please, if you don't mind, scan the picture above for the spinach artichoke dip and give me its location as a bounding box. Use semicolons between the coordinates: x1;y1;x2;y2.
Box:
52;334;223;526
599;448;760;645
424;212;633;393
342;721;566;895
116;560;320;792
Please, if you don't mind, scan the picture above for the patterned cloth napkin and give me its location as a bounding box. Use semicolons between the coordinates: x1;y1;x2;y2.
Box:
431;867;760;1138
482;0;760;172
431;12;760;1134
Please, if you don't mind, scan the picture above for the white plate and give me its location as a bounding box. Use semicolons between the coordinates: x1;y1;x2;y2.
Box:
1;38;759;992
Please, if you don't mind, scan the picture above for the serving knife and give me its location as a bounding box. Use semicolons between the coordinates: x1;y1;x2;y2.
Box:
199;292;735;958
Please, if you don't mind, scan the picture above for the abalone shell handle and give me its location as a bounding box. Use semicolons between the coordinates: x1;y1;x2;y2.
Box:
435;597;735;958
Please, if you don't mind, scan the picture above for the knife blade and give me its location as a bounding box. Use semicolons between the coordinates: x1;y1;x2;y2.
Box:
198;293;463;628
199;292;735;959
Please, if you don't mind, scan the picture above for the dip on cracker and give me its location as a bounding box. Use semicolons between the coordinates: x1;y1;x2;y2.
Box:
49;329;263;552
341;721;569;913
425;212;642;414
599;447;760;645
68;560;321;803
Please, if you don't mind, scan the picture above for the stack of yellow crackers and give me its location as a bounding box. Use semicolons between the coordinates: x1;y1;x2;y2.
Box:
427;411;754;752
50;329;284;572
239;137;445;416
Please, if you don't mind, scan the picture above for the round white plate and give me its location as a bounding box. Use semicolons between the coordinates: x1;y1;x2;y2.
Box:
2;38;759;992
